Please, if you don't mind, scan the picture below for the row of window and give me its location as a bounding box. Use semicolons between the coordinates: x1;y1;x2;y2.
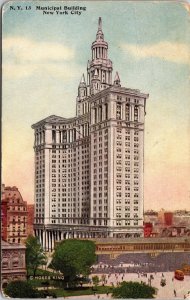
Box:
116;199;139;204
116;220;139;226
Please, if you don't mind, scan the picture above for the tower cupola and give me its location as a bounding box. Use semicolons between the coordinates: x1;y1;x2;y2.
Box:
87;18;113;94
91;17;108;60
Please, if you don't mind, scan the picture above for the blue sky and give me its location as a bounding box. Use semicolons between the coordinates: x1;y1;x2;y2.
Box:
2;1;190;210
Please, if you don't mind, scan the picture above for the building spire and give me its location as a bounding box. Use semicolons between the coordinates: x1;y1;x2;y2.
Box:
96;17;104;41
78;74;86;89
80;74;85;84
94;69;98;78
88;18;113;94
98;17;102;31
114;71;121;87
78;73;87;100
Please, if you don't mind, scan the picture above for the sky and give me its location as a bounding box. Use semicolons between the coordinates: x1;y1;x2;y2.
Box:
2;1;190;211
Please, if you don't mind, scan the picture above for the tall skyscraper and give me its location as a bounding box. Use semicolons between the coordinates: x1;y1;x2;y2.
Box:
32;18;149;251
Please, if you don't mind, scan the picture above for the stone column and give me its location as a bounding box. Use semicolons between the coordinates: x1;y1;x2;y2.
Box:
102;104;106;121
50;231;52;252
122;102;125;121
52;232;55;250
43;230;46;250
139;105;144;123
110;100;115;119
47;231;49;251
131;104;134;122
38;230;42;245
91;109;94;125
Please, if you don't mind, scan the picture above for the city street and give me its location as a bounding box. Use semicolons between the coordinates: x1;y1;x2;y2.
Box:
63;272;190;300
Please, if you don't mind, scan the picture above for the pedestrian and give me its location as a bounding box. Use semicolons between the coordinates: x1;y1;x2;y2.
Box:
174;290;176;297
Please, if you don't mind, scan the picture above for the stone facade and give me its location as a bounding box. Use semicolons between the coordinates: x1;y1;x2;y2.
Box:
32;18;149;251
1;240;26;288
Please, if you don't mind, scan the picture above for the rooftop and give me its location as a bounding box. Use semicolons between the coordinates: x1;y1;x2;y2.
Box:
1;240;26;249
92;237;190;244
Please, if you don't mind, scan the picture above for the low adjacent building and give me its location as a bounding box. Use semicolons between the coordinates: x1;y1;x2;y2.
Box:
94;237;190;273
144;222;153;237
1;240;26;288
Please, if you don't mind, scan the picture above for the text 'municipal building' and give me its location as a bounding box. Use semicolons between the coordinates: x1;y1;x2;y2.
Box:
32;18;149;251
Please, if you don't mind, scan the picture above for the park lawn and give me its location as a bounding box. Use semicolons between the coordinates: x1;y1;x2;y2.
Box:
48;286;113;297
29;279;62;288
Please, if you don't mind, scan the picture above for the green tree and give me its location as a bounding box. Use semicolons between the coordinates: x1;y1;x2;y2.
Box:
51;239;96;287
112;281;156;299
26;235;47;277
4;280;40;298
92;275;100;290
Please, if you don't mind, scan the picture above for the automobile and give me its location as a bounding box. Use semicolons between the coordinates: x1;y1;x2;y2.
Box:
174;269;184;281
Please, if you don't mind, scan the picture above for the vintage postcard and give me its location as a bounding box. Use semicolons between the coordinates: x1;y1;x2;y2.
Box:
1;0;190;299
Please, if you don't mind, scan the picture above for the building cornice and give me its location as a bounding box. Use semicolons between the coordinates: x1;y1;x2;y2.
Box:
31;114;77;129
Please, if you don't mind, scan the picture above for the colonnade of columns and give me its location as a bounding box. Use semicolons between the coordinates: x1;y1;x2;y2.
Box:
91;103;108;124
35;229;99;251
118;103;141;122
35;131;45;146
92;47;108;60
55;129;77;143
91;102;144;125
44;124;90;146
34;228;143;251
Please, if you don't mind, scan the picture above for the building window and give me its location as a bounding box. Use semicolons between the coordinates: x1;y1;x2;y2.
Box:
134;106;139;122
126;104;130;121
116;103;121;120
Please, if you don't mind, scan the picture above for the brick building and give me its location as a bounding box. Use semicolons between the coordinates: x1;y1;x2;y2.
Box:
144;222;153;237
27;204;35;236
1;185;28;244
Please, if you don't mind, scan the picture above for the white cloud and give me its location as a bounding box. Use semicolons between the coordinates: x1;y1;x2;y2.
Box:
3;63;37;80
2;36;77;79
3;37;75;62
121;41;190;65
3;62;76;80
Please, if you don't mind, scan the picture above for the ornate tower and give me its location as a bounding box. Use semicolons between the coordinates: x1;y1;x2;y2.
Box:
87;17;113;95
76;17;113;116
32;17;149;250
